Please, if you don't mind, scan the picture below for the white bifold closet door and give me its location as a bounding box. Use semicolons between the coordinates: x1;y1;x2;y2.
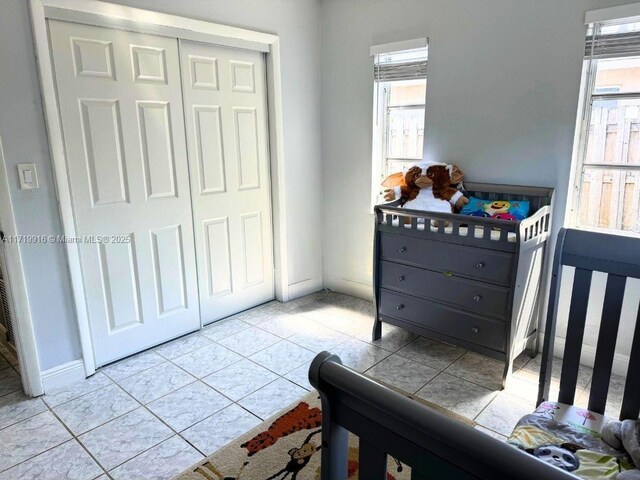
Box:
49;21;200;366
180;41;274;324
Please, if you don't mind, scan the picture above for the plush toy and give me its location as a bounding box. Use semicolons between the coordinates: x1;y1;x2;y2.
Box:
381;162;469;213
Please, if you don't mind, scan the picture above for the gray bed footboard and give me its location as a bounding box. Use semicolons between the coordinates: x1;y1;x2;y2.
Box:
309;351;577;480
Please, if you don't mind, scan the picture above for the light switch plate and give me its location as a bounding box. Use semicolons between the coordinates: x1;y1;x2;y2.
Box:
17;164;39;190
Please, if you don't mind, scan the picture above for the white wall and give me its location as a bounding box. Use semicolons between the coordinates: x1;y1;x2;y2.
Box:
0;0;81;371
0;0;322;371
321;0;639;298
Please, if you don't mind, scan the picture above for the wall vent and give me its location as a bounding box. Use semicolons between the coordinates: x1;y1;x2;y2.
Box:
0;237;15;346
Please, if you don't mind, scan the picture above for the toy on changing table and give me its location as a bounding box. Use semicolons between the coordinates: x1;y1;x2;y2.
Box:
461;196;530;221
381;162;469;219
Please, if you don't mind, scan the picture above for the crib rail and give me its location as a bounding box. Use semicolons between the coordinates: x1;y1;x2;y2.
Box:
375;182;553;252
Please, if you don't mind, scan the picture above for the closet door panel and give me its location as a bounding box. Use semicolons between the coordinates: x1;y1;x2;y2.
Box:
49;20;199;366
180;41;274;324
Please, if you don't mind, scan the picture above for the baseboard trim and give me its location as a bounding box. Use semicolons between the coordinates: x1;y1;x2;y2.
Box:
41;359;85;393
325;277;373;301
540;333;630;377
287;277;323;300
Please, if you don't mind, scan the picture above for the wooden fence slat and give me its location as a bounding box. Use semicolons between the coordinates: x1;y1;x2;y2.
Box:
582;105;640;232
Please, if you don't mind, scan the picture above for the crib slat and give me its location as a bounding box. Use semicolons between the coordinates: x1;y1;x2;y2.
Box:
588;274;627;414
558;268;593;405
359;440;387;480
620;303;640;420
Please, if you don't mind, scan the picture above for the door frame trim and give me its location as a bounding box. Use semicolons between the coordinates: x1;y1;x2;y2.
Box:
29;0;290;376
0;138;44;396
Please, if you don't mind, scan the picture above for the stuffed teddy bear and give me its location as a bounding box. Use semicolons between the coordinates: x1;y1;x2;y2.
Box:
381;162;469;213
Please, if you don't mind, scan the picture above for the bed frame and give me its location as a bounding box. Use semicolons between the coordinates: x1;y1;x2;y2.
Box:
311;228;640;479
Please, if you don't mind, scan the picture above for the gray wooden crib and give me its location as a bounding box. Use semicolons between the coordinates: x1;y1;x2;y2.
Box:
373;182;554;387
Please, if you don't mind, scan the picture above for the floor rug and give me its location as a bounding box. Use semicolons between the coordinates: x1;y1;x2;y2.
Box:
174;388;474;480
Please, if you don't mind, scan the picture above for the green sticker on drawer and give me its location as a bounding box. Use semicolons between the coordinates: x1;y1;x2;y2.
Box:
443;271;453;277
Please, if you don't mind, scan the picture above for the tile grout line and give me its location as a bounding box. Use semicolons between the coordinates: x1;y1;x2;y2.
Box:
1;292;566;478
0;395;111;478
96;341;309;469
63;378;207;476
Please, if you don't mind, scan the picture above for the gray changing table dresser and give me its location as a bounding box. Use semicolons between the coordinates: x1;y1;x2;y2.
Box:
373;183;554;387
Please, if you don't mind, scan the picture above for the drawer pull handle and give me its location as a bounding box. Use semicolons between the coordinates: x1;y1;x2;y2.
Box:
476;262;485;269
473;295;482;302
397;275;405;282
396;304;404;310
398;247;406;253
472;327;479;334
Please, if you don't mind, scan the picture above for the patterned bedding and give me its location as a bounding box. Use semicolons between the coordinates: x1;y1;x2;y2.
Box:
507;402;635;479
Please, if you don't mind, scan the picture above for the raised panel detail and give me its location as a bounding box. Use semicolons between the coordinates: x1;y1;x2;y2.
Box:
193;106;226;194
151;225;188;316
230;61;255;93
203;217;232;298
79;99;129;206
190;55;218;90
234;108;260;190
71;37;115;79
98;235;142;333
137;101;177;199
240;212;264;287
131;45;167;84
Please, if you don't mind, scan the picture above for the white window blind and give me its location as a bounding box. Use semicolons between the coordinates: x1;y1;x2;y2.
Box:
374;58;427;82
585;24;640;59
373;47;428;82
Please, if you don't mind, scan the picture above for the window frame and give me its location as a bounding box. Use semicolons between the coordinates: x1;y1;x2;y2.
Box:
371;80;427;210
568;23;640;236
370;42;428;211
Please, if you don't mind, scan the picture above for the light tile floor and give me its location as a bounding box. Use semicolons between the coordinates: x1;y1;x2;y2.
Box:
0;291;619;479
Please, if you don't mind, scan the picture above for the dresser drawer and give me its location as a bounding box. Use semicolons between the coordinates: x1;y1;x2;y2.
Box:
379;233;513;285
379;289;506;352
379;261;509;319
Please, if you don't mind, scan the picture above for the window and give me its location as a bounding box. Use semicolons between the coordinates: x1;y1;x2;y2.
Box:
371;41;428;206
571;21;640;234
